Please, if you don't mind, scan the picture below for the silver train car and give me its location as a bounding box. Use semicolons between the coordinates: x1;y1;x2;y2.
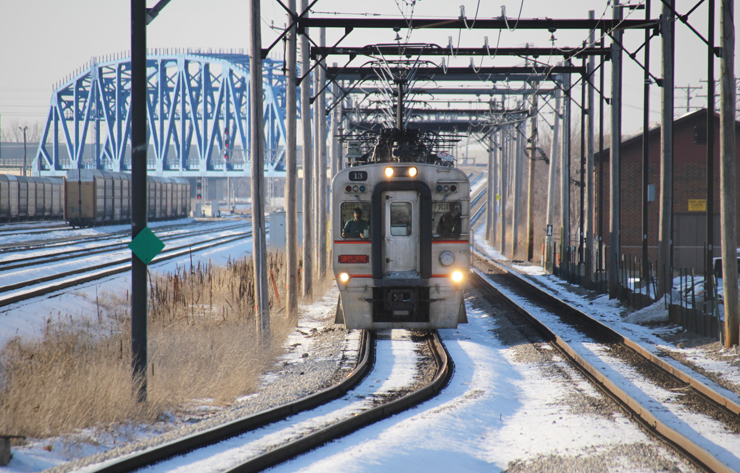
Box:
332;161;471;330
65;170;190;227
0;174;64;222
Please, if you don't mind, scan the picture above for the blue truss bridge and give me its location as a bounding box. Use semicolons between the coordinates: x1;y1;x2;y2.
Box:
35;49;294;178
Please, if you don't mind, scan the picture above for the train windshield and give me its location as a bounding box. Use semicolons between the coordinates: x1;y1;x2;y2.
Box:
433;201;462;239
390;202;412;236
340;201;371;239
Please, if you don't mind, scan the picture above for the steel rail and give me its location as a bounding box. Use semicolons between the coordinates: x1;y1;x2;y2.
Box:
85;330;374;473
470;261;739;473
224;331;452;473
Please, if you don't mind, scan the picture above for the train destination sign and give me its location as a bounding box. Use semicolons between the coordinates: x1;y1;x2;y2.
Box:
128;227;165;264
349;171;368;181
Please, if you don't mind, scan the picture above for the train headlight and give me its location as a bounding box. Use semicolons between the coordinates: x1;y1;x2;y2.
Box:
339;272;351;283
385;167;394;178
451;271;464;283
439;251;455;266
408;167;418;177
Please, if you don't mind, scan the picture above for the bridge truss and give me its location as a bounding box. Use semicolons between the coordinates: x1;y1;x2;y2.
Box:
35;50;291;177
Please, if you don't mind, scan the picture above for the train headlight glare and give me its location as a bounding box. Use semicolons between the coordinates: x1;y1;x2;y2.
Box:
385;167;394;177
408;167;418;177
451;271;464;283
339;272;350;283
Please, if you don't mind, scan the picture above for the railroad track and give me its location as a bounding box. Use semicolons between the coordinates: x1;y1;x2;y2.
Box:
471;252;740;473
79;329;450;472
0;224;261;309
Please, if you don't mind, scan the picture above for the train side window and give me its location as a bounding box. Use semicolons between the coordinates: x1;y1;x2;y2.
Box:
433;201;462;239
389;202;412;236
340;201;371;239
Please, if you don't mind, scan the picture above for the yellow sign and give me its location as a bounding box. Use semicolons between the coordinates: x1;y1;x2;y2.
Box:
688;199;707;212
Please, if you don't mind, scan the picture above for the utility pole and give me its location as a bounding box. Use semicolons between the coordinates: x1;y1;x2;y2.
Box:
658;0;675;299
500;124;508;256
285;0;298;323
586;11;596;280
317;27;327;280
511;119;523;260
719;0;738;347
526;86;539;261
546;86;561;272
641;0;652;285
704;0;717;313
130;0;148;402
250;0;270;338
608;0;623;299
675;85;702;114
329;67;340;236
561;67;572;262
300;0;313;296
19;126;27;177
486;130;496;245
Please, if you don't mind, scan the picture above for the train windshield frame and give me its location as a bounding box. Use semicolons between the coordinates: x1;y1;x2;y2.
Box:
340;201;371;239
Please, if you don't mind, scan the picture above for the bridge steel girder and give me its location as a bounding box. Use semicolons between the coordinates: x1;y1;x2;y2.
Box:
35;51;291;178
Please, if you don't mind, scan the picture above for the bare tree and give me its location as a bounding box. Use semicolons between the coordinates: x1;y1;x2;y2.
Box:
1;119;43;143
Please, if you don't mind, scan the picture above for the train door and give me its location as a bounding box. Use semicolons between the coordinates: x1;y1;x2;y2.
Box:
383;190;418;276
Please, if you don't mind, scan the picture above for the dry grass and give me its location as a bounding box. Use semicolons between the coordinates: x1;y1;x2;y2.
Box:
0;253;292;439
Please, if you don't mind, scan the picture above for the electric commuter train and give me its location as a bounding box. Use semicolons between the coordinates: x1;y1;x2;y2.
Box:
332;126;470;330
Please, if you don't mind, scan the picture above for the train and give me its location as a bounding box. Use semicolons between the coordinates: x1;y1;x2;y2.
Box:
332;126;471;330
65;170;191;227
0;174;64;221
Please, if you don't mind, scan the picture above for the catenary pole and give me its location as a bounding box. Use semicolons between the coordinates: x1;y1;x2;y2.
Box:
719;0;738;347
285;0;299;323
608;0;623;299
526;85;539;261
317;28;327;279
486;130;495;244
500;124;508;255
586;11;596;280
130;0;148;403
561;66;572;263
546;85;561;271
250;0;270;338
705;0;716;308
300;0;313;296
642;0;652;284
511;119;523;259
658;0;675;298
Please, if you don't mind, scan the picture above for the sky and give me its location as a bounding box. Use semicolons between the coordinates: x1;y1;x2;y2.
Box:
0;0;738;142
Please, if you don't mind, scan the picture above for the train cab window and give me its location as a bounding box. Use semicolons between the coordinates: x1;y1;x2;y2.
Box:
389;202;412;236
433;201;462;239
340;202;371;239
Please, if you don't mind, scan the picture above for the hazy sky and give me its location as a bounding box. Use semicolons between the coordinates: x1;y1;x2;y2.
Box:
0;0;737;139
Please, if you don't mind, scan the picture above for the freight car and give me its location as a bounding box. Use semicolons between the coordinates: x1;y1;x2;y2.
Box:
64;170;190;227
0;174;64;222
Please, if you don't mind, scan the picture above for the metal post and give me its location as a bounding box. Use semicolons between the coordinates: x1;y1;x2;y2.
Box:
579;56;586;270
300;0;313;296
599;44;606;282
608;0;623;298
250;0;270;337
705;0;716;304
642;0;651;284
285;0;298;323
546;85;561;270
526;86;539;261
130;0;148;403
658;0;674;298
719;0;738;346
317;27;327;279
586;12;596;281
561;67;572;258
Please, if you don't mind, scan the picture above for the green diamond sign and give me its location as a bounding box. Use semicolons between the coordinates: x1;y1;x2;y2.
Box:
128;227;165;264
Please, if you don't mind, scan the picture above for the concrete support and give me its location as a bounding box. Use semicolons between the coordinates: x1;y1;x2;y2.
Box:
285;0;299;323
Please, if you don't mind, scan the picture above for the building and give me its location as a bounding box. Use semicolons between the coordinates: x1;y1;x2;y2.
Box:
595;109;740;271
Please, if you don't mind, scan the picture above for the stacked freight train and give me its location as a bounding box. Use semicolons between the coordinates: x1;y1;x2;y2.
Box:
0;174;64;221
65;170;190;227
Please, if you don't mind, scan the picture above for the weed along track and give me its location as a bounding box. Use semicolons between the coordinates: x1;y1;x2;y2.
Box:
472;253;740;473
72;330;450;473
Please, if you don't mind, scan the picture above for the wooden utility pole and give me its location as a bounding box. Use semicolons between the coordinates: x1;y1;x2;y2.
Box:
526;87;539;261
719;0;738;347
300;0;313;296
608;0;623;299
130;0;148;403
250;0;270;337
545;86;561;271
285;0;298;323
658;0;675;298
